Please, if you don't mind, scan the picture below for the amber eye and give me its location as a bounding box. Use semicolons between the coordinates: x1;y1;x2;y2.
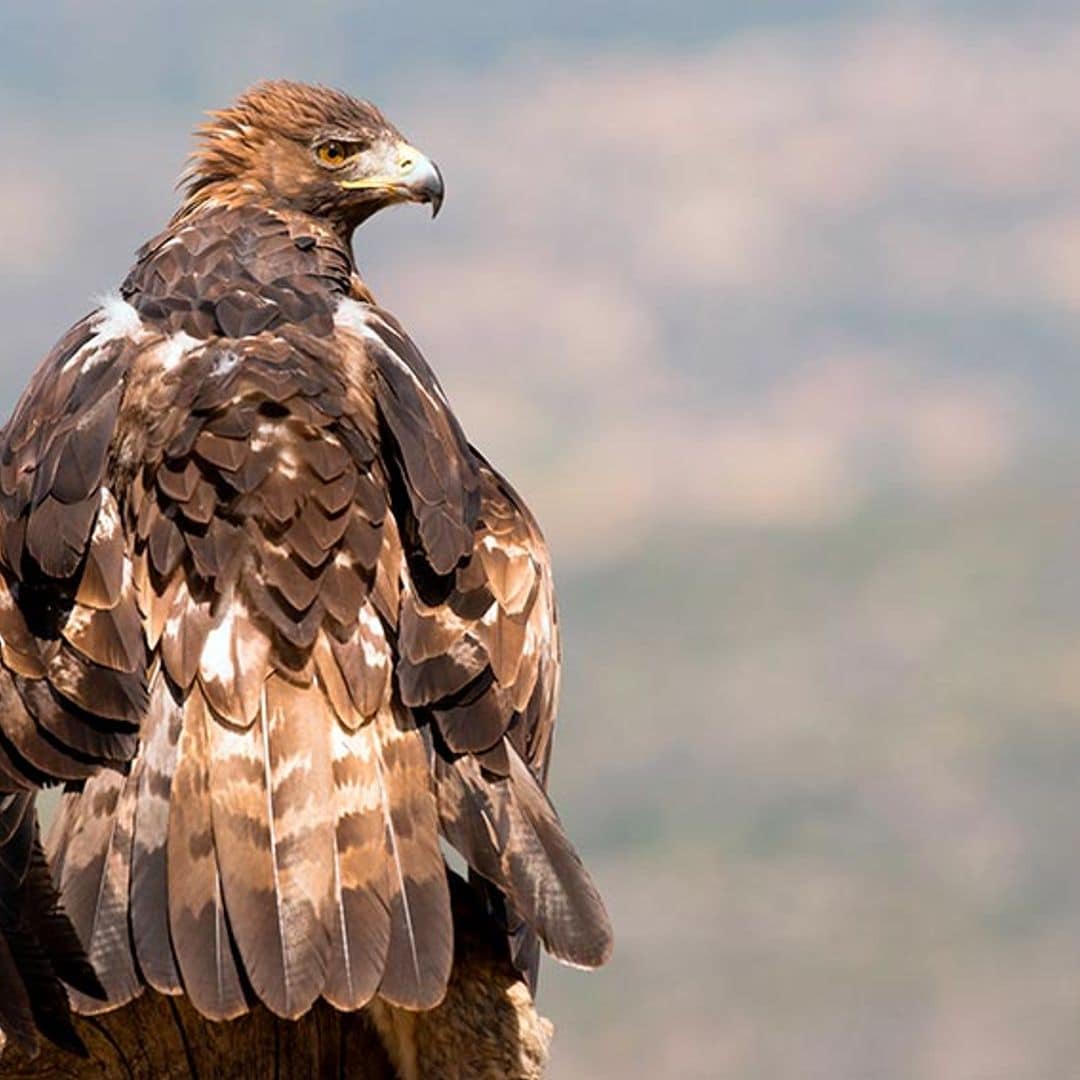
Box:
317;141;348;166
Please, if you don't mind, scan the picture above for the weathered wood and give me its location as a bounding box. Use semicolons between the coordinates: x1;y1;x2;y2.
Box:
0;877;553;1079
0;995;396;1079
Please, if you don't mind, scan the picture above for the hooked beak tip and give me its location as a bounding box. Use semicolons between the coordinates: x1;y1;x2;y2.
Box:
415;157;444;219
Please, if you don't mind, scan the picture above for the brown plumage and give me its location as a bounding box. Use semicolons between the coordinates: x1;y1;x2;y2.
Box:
0;80;612;1055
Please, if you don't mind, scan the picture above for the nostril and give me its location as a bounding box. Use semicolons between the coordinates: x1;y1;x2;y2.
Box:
399;157;414;172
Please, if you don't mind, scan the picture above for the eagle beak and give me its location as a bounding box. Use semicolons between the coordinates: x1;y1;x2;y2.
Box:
396;145;445;218
339;143;445;218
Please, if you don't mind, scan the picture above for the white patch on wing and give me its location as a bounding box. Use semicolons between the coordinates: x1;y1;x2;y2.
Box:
209;349;240;379
250;418;282;455
333;297;375;338
62;293;147;372
358;603;388;668
93;487;122;542
154;331;202;372
276;444;301;480
61;602;93;639
94;292;145;341
480;532;529;560
200;603;239;686
163;609;185;642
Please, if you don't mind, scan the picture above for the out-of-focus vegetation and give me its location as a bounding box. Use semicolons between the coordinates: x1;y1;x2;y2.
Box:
549;471;1080;1076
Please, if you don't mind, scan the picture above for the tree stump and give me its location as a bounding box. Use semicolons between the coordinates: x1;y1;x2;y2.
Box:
0;877;553;1079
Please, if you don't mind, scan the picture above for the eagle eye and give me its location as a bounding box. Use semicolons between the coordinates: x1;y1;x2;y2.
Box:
316;140;350;167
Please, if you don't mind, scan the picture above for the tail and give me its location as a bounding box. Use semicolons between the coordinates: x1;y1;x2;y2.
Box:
0;792;104;1056
47;663;453;1019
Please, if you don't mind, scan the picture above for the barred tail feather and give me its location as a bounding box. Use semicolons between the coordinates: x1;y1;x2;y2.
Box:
503;743;613;968
373;704;452;1010
437;738;613;972
323;719;390;1010
49;765;141;1014
206;674;334;1020
130;669;184;993
166;686;246;1020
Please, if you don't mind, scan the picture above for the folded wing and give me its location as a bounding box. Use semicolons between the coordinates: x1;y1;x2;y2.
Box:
9;289;610;1044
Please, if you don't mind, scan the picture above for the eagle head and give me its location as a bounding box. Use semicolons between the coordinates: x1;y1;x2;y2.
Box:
180;80;444;229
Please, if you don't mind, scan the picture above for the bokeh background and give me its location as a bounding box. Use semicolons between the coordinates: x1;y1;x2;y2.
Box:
2;2;1080;1076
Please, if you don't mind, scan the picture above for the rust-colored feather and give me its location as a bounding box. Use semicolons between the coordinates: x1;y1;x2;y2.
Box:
160;577;213;689
328;601;392;723
372;704;452;1009
323;718;391;1009
207;674;334;1018
60;586;144;676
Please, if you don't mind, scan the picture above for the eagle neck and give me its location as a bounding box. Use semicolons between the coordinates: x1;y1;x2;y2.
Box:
122;203;356;339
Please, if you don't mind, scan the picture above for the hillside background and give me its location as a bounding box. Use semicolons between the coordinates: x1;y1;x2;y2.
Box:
3;3;1080;1076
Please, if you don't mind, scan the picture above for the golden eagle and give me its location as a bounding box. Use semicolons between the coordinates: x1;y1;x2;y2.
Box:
0;81;612;1056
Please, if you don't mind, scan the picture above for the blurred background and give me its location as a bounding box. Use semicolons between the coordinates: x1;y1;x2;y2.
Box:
2;2;1079;1076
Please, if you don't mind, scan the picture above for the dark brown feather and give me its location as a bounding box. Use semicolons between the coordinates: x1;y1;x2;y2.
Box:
48;766;142;1014
24;495;99;580
74;491;126;611
4;678;103;781
436;744;613;971
0;929;37;1056
0;797;103;1055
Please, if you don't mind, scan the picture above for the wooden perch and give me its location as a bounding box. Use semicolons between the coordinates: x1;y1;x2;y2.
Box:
0;877;553;1079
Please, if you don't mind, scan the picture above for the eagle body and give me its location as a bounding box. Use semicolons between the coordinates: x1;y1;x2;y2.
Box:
0;82;610;1055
